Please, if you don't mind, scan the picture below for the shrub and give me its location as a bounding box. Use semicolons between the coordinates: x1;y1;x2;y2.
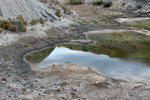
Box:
9;25;17;32
122;2;126;6
12;25;17;32
47;0;59;5
62;6;71;15
0;20;11;30
55;9;61;17
30;18;46;25
92;0;103;6
0;18;27;32
30;19;38;25
0;14;49;32
18;14;24;21
39;17;45;24
0;20;12;31
127;5;132;10
137;4;142;9
103;1;112;7
62;7;67;14
40;1;47;3
16;14;27;32
17;21;25;32
55;1;60;5
24;44;28;47
42;24;44;27
0;28;3;33
69;0;83;5
45;19;48;22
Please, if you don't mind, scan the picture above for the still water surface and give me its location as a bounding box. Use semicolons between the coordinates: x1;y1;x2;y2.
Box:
25;32;150;81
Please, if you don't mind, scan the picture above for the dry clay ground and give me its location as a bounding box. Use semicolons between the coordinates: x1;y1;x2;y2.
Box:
1;5;150;100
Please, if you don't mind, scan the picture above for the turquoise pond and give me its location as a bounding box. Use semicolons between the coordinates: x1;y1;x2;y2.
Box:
25;32;150;81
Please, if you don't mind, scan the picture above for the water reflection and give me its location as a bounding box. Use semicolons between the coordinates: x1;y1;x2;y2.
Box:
27;46;150;81
25;32;150;81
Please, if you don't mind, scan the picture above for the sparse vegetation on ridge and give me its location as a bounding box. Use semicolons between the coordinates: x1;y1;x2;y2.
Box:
62;6;71;15
103;1;112;7
0;15;47;33
30;19;38;25
69;0;83;5
0;14;27;32
92;0;112;8
92;0;103;6
30;17;46;25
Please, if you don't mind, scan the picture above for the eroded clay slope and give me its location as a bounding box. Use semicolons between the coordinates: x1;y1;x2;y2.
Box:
0;0;58;20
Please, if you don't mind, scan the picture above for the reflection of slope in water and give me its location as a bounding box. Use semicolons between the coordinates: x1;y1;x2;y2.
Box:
25;47;55;63
87;32;150;64
31;47;150;82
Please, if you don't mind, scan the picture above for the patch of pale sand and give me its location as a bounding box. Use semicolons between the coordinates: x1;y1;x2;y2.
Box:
115;17;150;23
18;92;40;100
0;28;47;46
84;29;150;36
28;63;106;80
0;33;19;46
131;29;150;36
48;17;75;27
84;29;127;34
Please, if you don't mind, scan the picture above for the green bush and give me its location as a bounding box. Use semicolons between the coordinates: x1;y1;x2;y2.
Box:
12;25;17;32
17;21;26;32
0;28;3;33
30;19;38;25
137;4;142;9
55;9;61;17
62;6;71;15
24;44;28;47
55;1;60;5
39;17;45;24
70;0;83;5
9;25;17;32
103;1;112;7
0;20;10;30
62;7;67;14
16;14;27;32
30;18;46;25
122;2;126;6
92;0;103;6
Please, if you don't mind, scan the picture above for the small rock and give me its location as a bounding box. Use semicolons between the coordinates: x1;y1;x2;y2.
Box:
134;10;141;13
37;76;43;78
2;78;7;81
146;10;150;13
10;64;14;67
141;10;147;14
34;79;38;82
1;81;6;84
44;90;51;94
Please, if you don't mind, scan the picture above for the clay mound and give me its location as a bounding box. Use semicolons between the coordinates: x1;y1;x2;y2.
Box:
0;0;58;21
